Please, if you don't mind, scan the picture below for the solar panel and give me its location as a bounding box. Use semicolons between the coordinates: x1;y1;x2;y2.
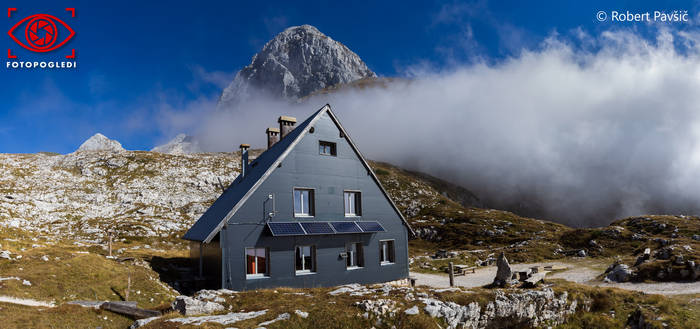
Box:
301;222;335;235
356;221;385;232
331;221;362;233
267;222;306;236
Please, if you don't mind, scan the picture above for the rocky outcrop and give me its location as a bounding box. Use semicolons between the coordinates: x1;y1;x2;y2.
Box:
76;133;125;152
151;134;203;155
0;151;238;242
420;288;579;329
219;25;375;107
172;295;225;316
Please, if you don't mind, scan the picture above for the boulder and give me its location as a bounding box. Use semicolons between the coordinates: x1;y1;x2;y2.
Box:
626;309;652;329
634;248;651;266
654;247;674;260
493;252;515;287
172;295;225;316
605;263;633;282
577;249;587;257
404;306;420;315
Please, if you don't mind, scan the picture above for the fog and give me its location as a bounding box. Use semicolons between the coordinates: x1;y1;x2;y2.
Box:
180;30;700;227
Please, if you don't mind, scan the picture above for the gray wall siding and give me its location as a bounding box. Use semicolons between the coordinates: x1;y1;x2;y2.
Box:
219;112;409;290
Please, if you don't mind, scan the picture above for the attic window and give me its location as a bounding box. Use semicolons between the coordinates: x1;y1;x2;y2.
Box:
319;141;336;156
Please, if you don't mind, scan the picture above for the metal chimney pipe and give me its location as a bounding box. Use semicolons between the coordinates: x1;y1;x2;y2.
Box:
278;116;297;139
239;144;250;177
266;127;280;149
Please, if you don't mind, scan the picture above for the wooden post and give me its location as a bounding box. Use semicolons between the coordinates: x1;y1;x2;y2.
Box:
108;231;113;257
125;273;131;301
448;262;454;287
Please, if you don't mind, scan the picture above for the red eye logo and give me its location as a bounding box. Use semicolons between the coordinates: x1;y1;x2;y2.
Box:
8;13;74;52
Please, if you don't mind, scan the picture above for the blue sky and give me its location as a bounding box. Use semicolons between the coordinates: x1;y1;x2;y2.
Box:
1;0;698;153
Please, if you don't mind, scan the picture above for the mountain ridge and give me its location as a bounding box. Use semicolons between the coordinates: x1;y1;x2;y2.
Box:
218;24;376;107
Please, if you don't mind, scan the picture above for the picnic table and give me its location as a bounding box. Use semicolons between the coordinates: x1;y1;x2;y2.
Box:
447;264;476;276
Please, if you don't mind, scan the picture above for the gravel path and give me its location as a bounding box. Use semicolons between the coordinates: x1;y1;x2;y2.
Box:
0;295;55;307
411;261;700;296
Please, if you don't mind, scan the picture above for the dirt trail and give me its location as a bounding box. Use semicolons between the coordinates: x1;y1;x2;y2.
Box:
410;261;700;296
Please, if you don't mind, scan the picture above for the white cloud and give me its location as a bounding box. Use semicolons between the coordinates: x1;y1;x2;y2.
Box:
202;28;700;227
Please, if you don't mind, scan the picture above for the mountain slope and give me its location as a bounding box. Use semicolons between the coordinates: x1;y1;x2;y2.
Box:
151;134;203;155
219;25;376;107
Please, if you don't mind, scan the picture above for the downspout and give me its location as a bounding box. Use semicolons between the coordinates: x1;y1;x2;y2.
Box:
199;242;203;278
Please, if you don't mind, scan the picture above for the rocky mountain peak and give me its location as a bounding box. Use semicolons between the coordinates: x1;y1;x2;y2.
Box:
76;133;125;152
151;133;203;155
219;24;376;107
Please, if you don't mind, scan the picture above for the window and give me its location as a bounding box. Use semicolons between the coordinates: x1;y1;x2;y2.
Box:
346;242;364;269
295;245;315;274
344;191;361;216
319;141;337;156
246;248;268;278
293;188;314;216
379;240;395;264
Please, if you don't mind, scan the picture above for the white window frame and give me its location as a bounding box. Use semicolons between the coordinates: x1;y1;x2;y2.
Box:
295;245;316;275
379;240;395;265
346;242;363;270
293;188;315;217
319;141;337;156
344;190;361;217
245;247;269;279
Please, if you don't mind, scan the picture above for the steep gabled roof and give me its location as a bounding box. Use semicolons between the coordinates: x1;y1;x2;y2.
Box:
183;104;413;243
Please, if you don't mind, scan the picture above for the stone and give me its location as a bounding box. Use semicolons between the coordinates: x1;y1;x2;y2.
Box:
692;234;700;241
294;310;308;318
626;309;651;329
168;310;267;326
354;299;398;317
588;240;601;249
404;306;419;315
674;254;685;266
257;313;290;327
172;295;225;316
493;252;515;287
577;249;587;257
634;249;651;266
654;238;669;246
605;264;633;282
129;316;160;329
655;247;674;260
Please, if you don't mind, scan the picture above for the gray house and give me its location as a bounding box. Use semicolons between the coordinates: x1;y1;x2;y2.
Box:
183;104;413;291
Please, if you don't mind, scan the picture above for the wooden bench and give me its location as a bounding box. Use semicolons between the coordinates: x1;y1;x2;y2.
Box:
524;271;550;287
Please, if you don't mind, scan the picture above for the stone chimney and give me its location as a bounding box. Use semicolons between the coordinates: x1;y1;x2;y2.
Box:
278;116;297;139
266;127;280;149
239;144;250;178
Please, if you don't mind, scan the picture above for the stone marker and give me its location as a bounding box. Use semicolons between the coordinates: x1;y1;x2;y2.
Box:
493;252;515;287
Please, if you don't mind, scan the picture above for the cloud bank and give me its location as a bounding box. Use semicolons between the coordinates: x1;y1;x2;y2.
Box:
168;29;700;227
